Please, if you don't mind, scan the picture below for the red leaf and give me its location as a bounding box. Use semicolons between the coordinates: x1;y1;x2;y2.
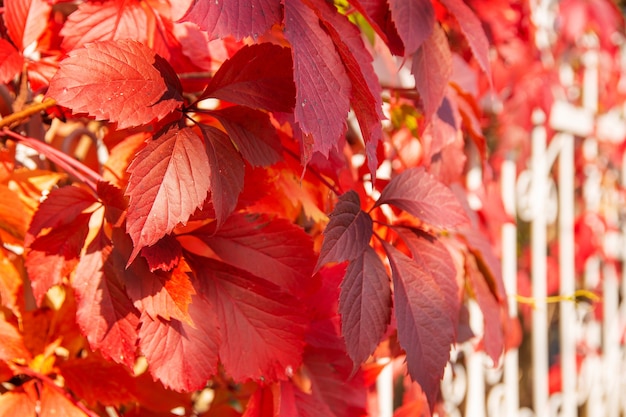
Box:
374;167;469;229
339;246;391;369
126;126;211;263
26;185;98;247
138;295;220;391
0;184;28;240
39;384;89;417
211;106;282;167
193;213;316;296
395;227;459;326
60;356;138;406
60;0;147;51
466;254;504;364
0;318;31;363
140;234;182;272
197;259;307;382
125;258;196;325
412;23;452;122
284;0;351;160
0;39;24;84
315;191;373;272
200;125;245;227
73;231;140;369
308;0;384;177
461;231;506;302
46;40;182;129
26;213;91;305
0;387;37;417
201;43;295;112
181;0;282;41
382;239;458;408
4;0;51;50
388;0;434;55
302;349;368;417
439;0;491;77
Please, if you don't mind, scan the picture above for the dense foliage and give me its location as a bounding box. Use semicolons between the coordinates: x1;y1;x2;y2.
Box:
0;0;623;416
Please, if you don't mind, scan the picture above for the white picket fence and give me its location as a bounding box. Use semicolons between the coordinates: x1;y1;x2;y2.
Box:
374;13;626;417
437;36;626;417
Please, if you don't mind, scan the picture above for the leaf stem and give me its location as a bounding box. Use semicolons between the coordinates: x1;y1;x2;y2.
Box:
1;128;102;191
0;98;57;129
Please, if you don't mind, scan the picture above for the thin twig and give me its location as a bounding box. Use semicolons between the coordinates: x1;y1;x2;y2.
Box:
0;98;57;129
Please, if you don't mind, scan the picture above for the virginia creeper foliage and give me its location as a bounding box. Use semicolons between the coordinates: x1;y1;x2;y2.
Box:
2;0;620;415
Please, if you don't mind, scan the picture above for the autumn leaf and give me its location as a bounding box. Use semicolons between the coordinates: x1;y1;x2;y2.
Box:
200;125;245;228
39;384;90;417
315;190;373;272
382;239;458;408
466;253;504;364
73;230;140;369
60;356;138;407
3;0;51;50
308;0;384;176
339;246;391;369
211;106;283;167
200;43;296;112
181;0;282;41
192;213;316;296
126;126;211;263
412;23;452;122
25;185;98;247
60;0;147;51
439;0;491;77
125;257;196;325
0;39;24;84
197;258;307;382
47;39;183;129
388;0;434;55
0;183;29;239
139;295;220;392
284;0;351;161
374;167;470;229
26;212;91;305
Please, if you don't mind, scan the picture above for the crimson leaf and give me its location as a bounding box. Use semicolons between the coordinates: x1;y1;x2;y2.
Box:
26;213;90;305
315;191;373;272
195;213;316;296
339;246;391;369
211;106;282;167
374;167;469;228
382;239;458;408
26;185;98;247
466;254;504;364
388;0;434;55
197;259;307;382
60;1;147;51
0;39;24;84
284;0;351;161
125;258;196;325
126;126;211;263
412;23;452;122
138;295;220;391
308;0;384;177
46;39;183;129
181;0;282;41
4;0;51;50
200;43;295;112
200;125;245;228
73;230;140;369
439;0;491;77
